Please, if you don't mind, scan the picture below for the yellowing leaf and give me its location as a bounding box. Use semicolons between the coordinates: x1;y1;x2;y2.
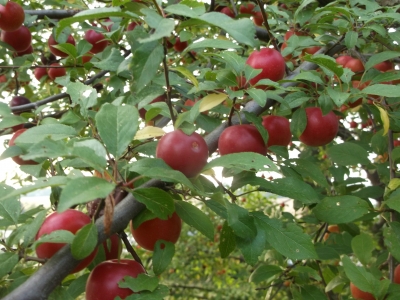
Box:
388;178;400;191
199;93;228;112
375;104;389;135
135;126;165;140
171;67;199;87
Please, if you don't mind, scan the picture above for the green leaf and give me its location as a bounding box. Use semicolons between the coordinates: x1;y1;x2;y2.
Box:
127;158;197;191
92;48;125;72
95;103;139;158
344;31;358;49
66;82;97;117
119;273;159;292
383;222;400;262
152;240;175;276
313;196;370;223
362;84;400;98
351;233;374;266
67;274;90;299
0;253;18;278
289;159;330;188
226;201;256;239
0;176;69;201
125;284;170;300
342;255;380;297
21;210;47;248
365;51;400;70
132;188;175;220
32;230;75;249
246;88;267;107
299;285;327;300
198;13;257;47
14;124;77;143
236;226;266;265
175;201;214;240
291;108;307;138
0;102;11;116
164;4;205;18
22;138;71;160
139;9;175;43
186;39;241;52
56;8;131;36
303;54;344;77
71;223;98;260
249;264;282;284
71;139;108;172
0;184;21;225
218;221;236;258
326;143;370;166
253;212;318;260
258;177;320;204
0;116;27;130
58;177;115;212
203;152;278;173
130;42;164;92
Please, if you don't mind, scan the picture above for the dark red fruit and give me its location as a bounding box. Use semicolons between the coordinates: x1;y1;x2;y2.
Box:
299;107;339;147
174;37;188;52
8;128;38;165
47;63;66;81
34;68;48;81
35;209;98;273
85;29;108;54
156;130;208;178
48;34;76;58
221;7;235;18
218;124;267;155
85;259;145;300
130;212;182;251
262;115;291;148
246;48;286;86
1;25;31;52
0;1;25;32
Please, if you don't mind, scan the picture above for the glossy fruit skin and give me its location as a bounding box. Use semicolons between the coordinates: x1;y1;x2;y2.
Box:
9;129;37;165
85;29;108;54
299;107;339;147
156;130;208;177
10;96;31;115
130;212;182;251
35;209;97;273
262;116;291;148
345;58;365;73
253;12;263;26
0;1;25;32
85;259;145;300
1;25;31;52
350;121;358;129
350;282;375;300
102;234;122;260
174;37;188;52
394;140;400;147
34;67;48;81
47;63;66;80
127;22;139;31
394;264;400;284
335;55;353;67
284;28;307;41
246;48;286;86
218;124;267;155
239;2;255;14
15;44;33;57
373;60;394;72
48;34;75;58
221;7;235;18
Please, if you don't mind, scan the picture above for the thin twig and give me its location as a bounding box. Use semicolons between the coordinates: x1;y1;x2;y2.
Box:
254;0;278;51
118;231;146;271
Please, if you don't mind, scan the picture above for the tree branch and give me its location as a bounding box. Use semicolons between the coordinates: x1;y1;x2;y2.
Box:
24;10;79;19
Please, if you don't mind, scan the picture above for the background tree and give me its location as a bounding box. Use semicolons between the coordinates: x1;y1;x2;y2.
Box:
0;0;400;299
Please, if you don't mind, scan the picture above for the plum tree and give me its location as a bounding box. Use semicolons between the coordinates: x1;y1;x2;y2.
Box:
0;0;400;299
